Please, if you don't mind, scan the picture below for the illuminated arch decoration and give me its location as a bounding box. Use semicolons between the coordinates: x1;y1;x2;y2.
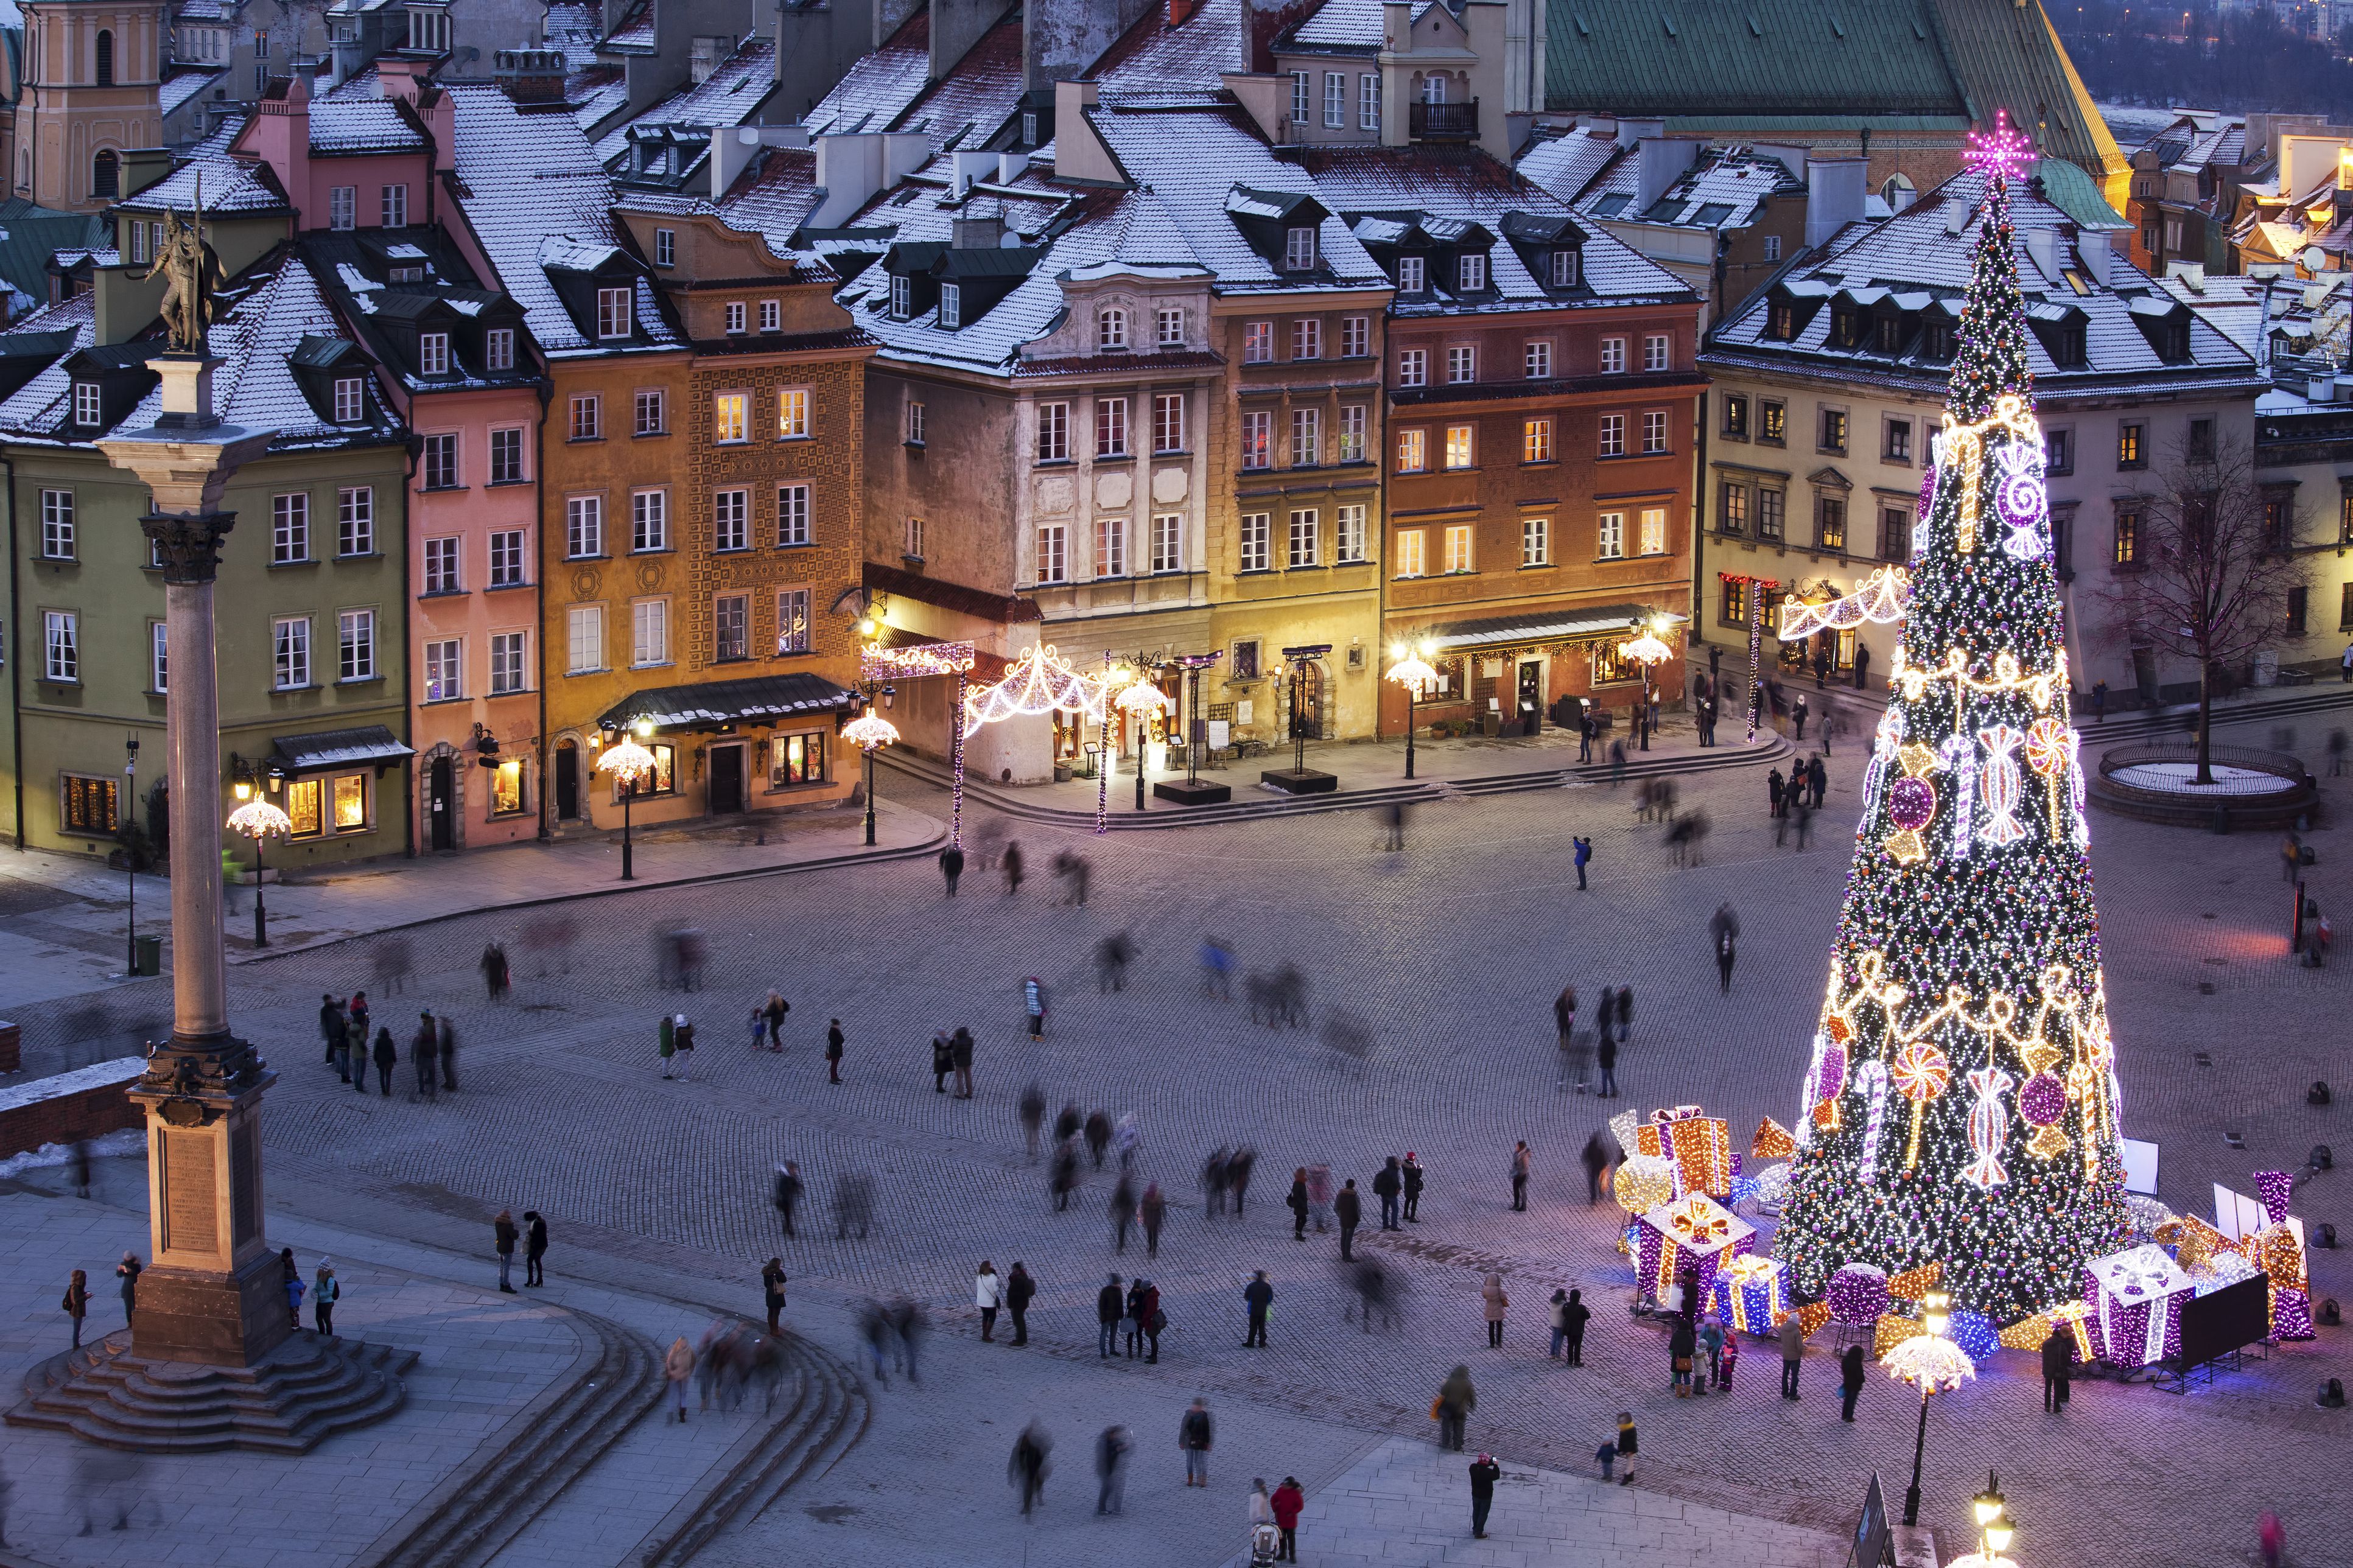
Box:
961;643;1109;738
1776;565;1911;642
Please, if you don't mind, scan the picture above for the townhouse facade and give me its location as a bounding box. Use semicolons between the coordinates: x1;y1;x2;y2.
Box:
1697;164;2269;701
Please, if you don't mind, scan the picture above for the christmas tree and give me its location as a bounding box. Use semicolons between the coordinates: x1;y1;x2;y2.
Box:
1774;117;2128;1324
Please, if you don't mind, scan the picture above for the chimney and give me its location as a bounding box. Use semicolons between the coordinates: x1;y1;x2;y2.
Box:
1616;116;1664;150
810;131;932;228
1633;136;1699;214
2024;226;2060;284
1052;80;1124;186
2075;226;2123;287
1804;156;1867;250
950;147;996;198
247;71;311;217
493;47;567;104
1168;0;1199;23
1889;184;1918;214
997;151;1031;184
711;124;811;198
953;205;1006;249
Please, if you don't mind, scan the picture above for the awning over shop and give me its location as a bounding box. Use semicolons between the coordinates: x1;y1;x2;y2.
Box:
1422;604;1689;654
597;672;858;733
268;724;414;772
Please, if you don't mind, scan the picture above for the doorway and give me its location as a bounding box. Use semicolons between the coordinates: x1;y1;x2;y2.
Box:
1289;659;1324;742
708;743;745;815
428;757;455;850
1516;660;1543;730
555;741;580;820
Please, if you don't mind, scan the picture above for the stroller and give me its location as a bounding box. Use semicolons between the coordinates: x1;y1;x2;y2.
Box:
1249;1523;1282;1567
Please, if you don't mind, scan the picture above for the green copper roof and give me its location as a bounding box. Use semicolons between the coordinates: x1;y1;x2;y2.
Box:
1920;0;2125;183
1545;0;1969;118
2029;154;2125;230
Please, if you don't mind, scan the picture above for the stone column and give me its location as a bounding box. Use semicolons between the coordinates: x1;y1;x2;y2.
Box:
97;354;280;1368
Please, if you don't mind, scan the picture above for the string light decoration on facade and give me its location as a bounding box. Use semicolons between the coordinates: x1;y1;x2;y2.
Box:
961;644;1108;738
1776;566;1910;642
1772;112;2130;1324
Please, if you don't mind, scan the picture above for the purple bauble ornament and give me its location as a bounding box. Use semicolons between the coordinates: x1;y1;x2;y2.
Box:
1886;775;1937;831
2018;1071;2066;1127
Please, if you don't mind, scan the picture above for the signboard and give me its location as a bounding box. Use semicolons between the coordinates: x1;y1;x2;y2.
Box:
2120;1136;2159;1195
2213;1185;2268;1242
1207;720;1230;750
1848;1474;1892;1568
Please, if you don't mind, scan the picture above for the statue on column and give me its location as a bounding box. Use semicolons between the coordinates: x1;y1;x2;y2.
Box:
138;175;225;355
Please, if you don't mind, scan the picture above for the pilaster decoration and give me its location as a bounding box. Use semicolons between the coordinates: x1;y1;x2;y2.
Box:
140;510;237;586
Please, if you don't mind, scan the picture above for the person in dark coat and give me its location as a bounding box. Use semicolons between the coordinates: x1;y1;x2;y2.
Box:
1178;1399;1214;1487
1286;1168;1310;1241
1768;769;1786;818
1808;754;1828;809
1561;1287;1591;1366
1243;1270;1274;1348
826;1020;845;1084
1401;1153;1426;1222
1084;1110;1112;1169
412;1013;438;1101
1468;1453;1501;1539
1840;1343;1868;1421
1096;1275;1124;1359
1005;1262;1037;1345
494;1210;519;1293
1333;1179;1362;1260
2041;1326;2074;1412
762;1258;787;1333
940;842;965;897
371;1026;398;1095
1140;1183;1166;1258
319;994;346;1067
524;1210;549;1286
1595;1031;1618;1098
1373;1157;1403;1230
1581;1133;1610;1206
438;1017;458;1091
1009;1423;1050;1514
930;1033;953;1093
773;1161;802;1237
950;1029;975;1098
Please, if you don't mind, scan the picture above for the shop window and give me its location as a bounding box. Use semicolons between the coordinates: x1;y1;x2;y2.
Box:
61;774;117;833
772;732;827;787
288;779;323;836
491;758;524;815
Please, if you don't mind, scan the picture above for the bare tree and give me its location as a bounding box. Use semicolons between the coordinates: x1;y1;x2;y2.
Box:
2089;432;2310;783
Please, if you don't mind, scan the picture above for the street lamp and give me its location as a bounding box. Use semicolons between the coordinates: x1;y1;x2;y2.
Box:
843;694;900;847
1618;616;1676;753
124;734;139;973
1115;670;1165;811
1384;640;1439;779
225;785;291;950
1881;1289;1976;1528
596;719;658;880
1941;1472;2018;1568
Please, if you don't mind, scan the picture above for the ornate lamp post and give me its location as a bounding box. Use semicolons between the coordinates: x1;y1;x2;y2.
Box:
1618;617;1676;753
225;786;290;949
1944;1472;2018;1568
596;719;658;879
1384;641;1439;780
1882;1289;1976;1528
1115;670;1165;812
843;698;900;846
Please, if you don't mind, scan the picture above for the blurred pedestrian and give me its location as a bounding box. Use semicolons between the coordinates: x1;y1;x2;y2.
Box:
1383;802;1407;851
1582;1131;1610;1205
312;1260;337;1335
1179;1398;1213;1486
1307;1163;1333;1233
318;993;345;1068
438;1016;458;1091
951;1027;975;1098
1468;1453;1500;1539
1051;1141;1079;1211
1401;1152;1425;1222
2261;1511;2285;1568
1286;1167;1310;1240
1096;931;1134;992
1229;1146;1257;1214
1435;1365;1474;1451
1110;1175;1138;1254
1085;1110;1112;1169
888;1298;927;1385
1024;977;1047;1039
1141;1183;1166;1258
1203;1147;1230;1218
1011;1423;1051;1514
1020;1083;1046;1160
1841;1343;1867;1421
671;1014;695;1082
773;1161;802;1237
115;1251;139;1325
1200;937;1235;998
63;1269;88;1348
524;1210;547;1286
1596;1029;1618;1098
1003;842;1025;895
825;1019;844;1083
1509;1141;1531;1211
940;842;965;897
1095;1424;1131;1515
412;1012;438;1101
765;991;788;1049
1334;1178;1362;1260
857;1301;893;1384
975;1261;1003;1341
1481;1273;1509;1348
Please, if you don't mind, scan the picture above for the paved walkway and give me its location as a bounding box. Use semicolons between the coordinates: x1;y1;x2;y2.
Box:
0;799;942;1023
1222;1437;1843;1568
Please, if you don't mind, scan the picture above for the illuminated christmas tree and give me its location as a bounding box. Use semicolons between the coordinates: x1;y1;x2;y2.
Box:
1774;117;2128;1323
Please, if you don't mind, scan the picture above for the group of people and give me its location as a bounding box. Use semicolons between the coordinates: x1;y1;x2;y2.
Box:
318;992;455;1099
1552;985;1634;1097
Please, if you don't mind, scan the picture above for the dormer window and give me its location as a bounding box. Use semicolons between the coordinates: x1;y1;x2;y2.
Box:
1284;226;1318;272
1549;249;1579;288
1923;320;1955;359
1874;315;1901;353
406;5;450;51
72;381;101;429
1768;300;1798;340
1398;255;1426;292
2158;320;2189;361
939;282;963;331
1457;254;1487;292
419;332;451;375
1097;307;1127;351
389;264;425;282
889;275;910;320
333;376;365;422
595;287;631;340
486;328;514;372
1828;309;1862;349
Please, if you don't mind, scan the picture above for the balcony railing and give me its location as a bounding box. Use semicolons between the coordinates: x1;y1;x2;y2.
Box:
1409;99;1479;140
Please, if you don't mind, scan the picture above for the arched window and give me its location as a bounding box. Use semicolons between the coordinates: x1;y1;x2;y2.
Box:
93;150;119;200
95;29;113;86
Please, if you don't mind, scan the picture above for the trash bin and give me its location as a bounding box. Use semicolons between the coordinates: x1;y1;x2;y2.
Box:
133;934;161;976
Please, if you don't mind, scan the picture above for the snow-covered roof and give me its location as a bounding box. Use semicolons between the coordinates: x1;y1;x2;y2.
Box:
1087;0;1252;89
1515;127;1619;205
804;8;931;137
1573;144;1802;232
309;84;428;155
887;12;1023;152
1280;0;1435;53
0;292;96;435
1705;168;2263;402
592;38;777;165
161;66;225;118
114;120;288;215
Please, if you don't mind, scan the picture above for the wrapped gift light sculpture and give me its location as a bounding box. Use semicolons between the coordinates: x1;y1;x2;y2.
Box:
1711;1254;1790;1335
2081;1243;2195;1367
1635;1194;1756;1300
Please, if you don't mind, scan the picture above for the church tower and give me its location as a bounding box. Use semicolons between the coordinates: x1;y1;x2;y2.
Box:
15;0;163;212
